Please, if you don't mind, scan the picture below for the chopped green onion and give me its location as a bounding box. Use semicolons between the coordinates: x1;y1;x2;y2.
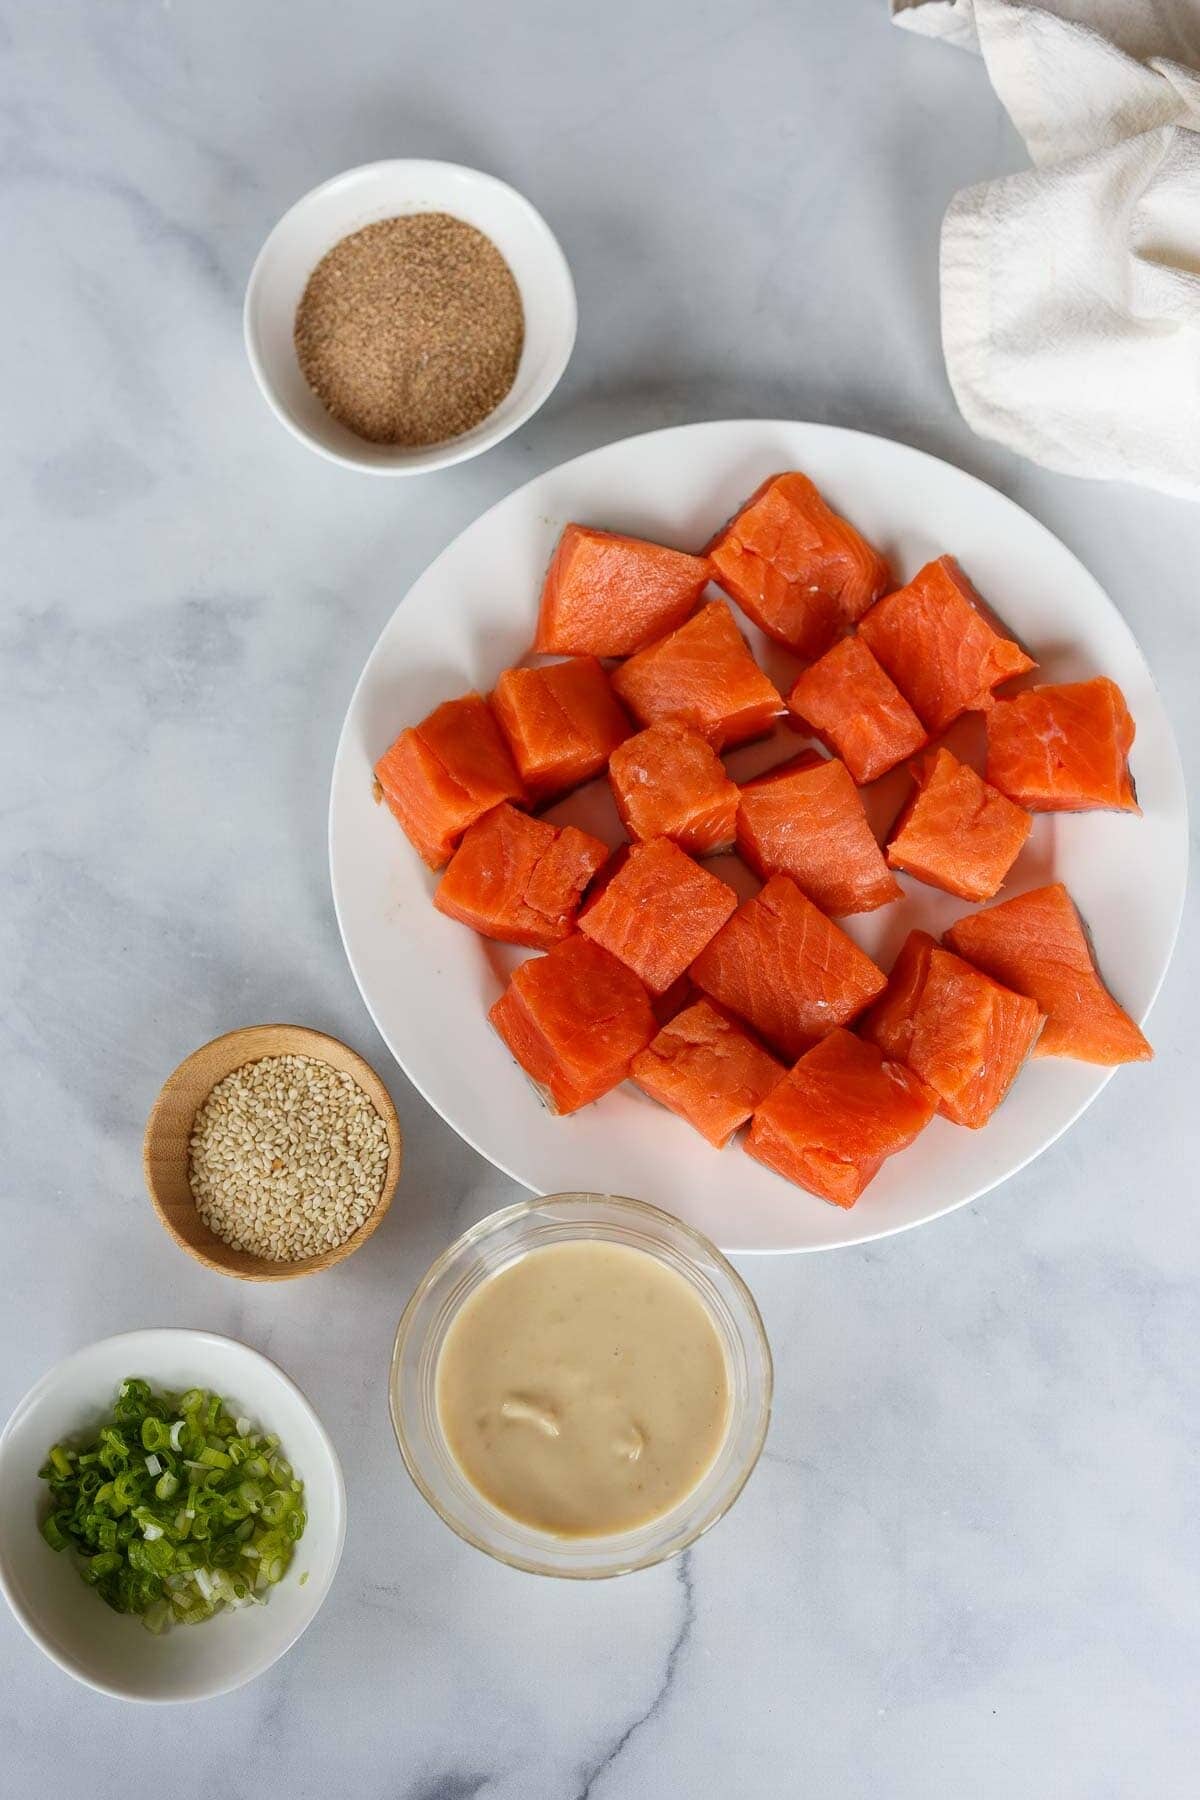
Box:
113;1470;141;1510
40;1512;68;1551
259;1490;289;1527
37;1378;306;1634
139;1418;168;1452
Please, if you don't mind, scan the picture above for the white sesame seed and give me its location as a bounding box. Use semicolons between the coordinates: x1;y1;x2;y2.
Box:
187;1054;389;1263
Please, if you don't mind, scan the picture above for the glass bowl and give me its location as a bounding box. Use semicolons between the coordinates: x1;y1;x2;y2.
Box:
389;1193;772;1577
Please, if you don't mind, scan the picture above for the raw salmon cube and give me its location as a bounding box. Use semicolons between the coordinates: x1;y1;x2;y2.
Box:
489;934;655;1114
534;524;712;658
858;556;1035;734
736;752;902;916
653;973;696;1027
435;803;609;949
610;603;783;750
945;883;1151;1065
745;1028;935;1207
608;722;739;856
786;635;927;784
631;999;785;1148
985;677;1139;813
690;873;887;1059
707;472;892;659
579;838;737;995
375;692;527;870
860;930;1044;1129
491;657;631;803
885;748;1031;902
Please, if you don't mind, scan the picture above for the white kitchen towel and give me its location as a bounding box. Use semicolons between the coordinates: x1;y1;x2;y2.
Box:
891;0;1200;499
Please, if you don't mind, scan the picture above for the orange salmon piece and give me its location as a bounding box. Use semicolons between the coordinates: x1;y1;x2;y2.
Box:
858;556;1035;734
435;803;609;949
886;748;1032;902
736;753;901;916
491;657;631;803
787;635;927;784
945;883;1151;1065
489;934;655;1114
534;525;711;657
653;972;696;1028
608;722;739;856
690;872;887;1059
579;838;737;995
631;998;785;1148
707;472;892;659
745;1028;936;1206
985;677;1139;813
374;692;527;869
610;603;783;750
860;930;1044;1128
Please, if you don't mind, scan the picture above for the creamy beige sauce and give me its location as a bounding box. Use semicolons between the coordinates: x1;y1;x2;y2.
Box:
436;1240;730;1537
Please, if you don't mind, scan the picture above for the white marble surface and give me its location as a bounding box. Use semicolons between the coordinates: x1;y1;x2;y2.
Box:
1;3;1197;1794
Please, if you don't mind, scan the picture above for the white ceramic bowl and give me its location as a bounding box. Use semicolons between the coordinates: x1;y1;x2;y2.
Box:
0;1330;346;1702
244;159;577;474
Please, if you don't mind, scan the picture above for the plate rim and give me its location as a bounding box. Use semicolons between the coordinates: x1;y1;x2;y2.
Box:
328;417;1188;1254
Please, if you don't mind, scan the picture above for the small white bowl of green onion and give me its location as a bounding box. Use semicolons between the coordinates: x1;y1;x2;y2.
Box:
0;1329;345;1702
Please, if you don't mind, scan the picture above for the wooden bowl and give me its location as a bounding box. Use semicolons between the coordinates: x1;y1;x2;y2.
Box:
143;1024;402;1282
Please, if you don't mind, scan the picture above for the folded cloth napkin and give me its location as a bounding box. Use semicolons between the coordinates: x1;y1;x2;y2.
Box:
891;0;1200;499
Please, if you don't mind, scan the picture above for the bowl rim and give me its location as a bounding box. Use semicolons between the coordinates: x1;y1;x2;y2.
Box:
242;156;578;476
142;1022;403;1282
389;1192;773;1577
0;1327;348;1703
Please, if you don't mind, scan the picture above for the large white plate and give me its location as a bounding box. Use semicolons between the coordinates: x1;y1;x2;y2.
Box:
330;421;1186;1253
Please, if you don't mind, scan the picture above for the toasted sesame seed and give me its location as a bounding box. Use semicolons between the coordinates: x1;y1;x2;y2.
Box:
188;1055;389;1263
